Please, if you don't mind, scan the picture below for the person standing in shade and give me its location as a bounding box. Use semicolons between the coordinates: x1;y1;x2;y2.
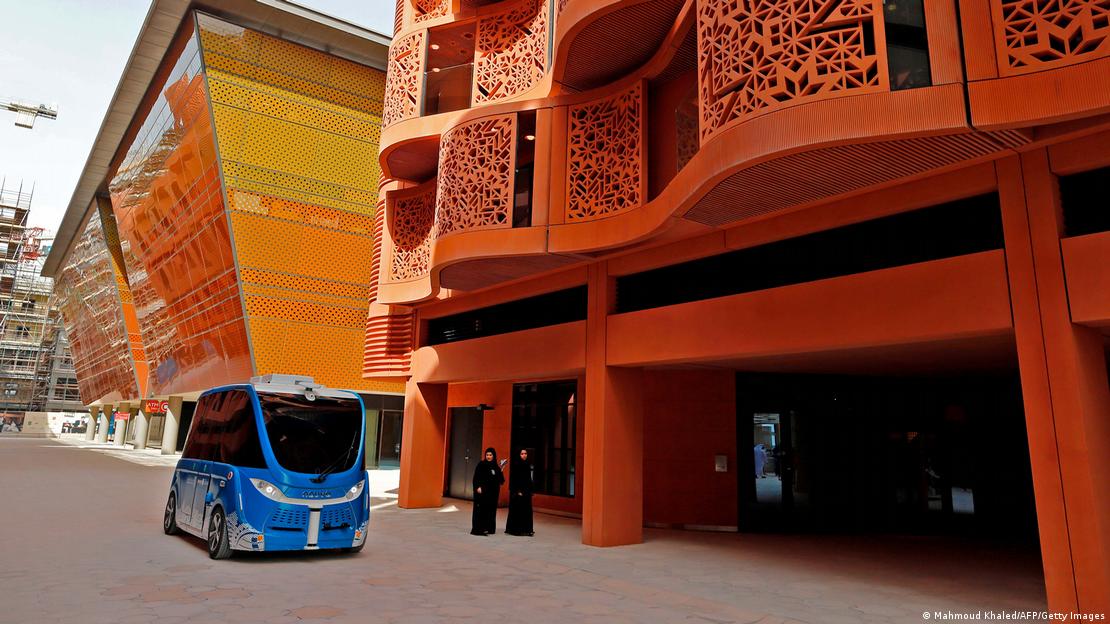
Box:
505;448;535;536
470;447;504;536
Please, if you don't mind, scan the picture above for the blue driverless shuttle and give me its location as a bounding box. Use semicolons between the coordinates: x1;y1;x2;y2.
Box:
163;375;370;558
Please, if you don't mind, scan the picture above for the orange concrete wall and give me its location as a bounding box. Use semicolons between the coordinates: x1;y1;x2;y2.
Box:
607;251;1014;368
643;370;736;528
1062;231;1110;327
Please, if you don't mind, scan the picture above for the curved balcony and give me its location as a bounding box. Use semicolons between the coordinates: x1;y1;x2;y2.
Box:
383;0;556;130
958;0;1110;128
375;0;1110;305
553;0;688;91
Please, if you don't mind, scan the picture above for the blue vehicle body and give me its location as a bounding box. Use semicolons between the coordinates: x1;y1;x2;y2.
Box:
164;375;370;556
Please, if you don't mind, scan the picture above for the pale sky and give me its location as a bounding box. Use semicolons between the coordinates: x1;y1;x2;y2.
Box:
0;0;394;234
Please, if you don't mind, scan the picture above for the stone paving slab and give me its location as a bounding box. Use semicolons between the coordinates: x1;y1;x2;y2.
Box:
0;438;1047;624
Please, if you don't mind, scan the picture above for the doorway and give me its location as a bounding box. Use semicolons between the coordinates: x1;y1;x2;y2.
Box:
446;407;484;500
378;409;403;467
737;373;1037;539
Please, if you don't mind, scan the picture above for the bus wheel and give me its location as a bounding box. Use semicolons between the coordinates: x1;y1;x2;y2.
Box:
207;507;233;560
163;493;180;535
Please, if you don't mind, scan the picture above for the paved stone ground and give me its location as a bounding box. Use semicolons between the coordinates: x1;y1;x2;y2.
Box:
0;438;1047;624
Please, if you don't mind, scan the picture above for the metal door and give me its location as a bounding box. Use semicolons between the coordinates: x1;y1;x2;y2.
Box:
176;462;197;525
446;407;483;500
190;466;212;530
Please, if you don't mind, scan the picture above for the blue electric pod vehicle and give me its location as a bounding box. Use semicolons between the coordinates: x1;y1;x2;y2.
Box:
163;374;370;558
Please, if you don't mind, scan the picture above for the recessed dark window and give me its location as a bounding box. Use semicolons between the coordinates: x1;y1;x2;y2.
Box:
885;0;932;90
1059;166;1110;237
616;193;1004;314
426;286;587;345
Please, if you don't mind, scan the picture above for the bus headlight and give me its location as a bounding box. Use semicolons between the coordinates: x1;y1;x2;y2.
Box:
250;478;284;502
345;480;365;501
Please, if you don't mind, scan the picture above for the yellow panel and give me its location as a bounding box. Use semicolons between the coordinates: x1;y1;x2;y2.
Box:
199;12;386;392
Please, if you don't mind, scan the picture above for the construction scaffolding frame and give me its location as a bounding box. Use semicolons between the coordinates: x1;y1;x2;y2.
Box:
0;178;76;417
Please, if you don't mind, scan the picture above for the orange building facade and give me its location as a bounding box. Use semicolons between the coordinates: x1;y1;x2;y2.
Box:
372;0;1110;614
44;3;404;458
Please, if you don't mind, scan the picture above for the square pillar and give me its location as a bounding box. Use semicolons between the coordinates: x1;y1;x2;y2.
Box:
132;405;151;450
398;379;448;508
998;153;1110;614
161;396;184;455
85;406;99;442
582;263;644;547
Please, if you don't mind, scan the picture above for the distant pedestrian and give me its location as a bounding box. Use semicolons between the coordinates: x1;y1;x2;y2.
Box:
754;444;767;479
505;448;534;536
470;447;504;536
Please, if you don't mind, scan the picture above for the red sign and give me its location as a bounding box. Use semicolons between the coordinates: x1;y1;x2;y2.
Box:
145;400;169;414
113;411;130;421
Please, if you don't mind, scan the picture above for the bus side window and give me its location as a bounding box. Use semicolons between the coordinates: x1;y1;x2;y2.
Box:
218;391;266;469
181;394;215;459
193;392;224;462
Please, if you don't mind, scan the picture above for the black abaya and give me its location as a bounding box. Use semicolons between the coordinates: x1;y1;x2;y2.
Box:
504;457;534;536
470;459;504;535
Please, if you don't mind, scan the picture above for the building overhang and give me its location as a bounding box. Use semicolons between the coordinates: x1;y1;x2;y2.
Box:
41;0;390;278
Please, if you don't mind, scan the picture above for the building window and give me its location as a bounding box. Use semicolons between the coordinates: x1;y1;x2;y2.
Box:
425;286;588;345
511;380;577;498
885;0;931;90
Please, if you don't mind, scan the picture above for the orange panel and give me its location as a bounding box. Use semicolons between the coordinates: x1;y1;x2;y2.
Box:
198;13;394;392
54;203;146;404
1062;231;1110;326
108;22;251;397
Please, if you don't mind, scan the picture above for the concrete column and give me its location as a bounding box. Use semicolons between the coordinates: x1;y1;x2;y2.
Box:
85;406;99;442
113;405;129;447
95;406;110;444
397;380;448;508
998;153;1110;614
582;263;644;547
160;396;183;455
132;405;151;450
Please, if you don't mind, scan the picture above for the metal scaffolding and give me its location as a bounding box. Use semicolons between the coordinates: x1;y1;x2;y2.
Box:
0;179;79;417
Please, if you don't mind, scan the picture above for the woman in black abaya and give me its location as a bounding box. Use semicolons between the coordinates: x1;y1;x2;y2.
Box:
505;448;535;536
470;447;504;535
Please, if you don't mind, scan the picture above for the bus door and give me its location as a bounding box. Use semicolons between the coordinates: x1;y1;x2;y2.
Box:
176;460;199;526
181;392;220;530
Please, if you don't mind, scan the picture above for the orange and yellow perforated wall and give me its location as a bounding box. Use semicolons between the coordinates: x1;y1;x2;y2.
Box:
103;12;402;397
197;13;400;393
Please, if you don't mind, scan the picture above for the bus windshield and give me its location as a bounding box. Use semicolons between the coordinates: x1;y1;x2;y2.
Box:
258;392;362;476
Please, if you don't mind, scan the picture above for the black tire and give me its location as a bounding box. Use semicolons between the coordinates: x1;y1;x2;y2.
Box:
207;506;233;560
163;492;180;535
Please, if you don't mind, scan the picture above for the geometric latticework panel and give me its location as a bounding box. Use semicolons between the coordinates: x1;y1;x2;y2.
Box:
473;0;550;104
383;31;426;127
389;183;437;281
108;21;252;398
566;82;644;222
414;0;450;23
993;0;1110;75
364;189;414;380
435;114;517;238
199;12;385;392
697;0;887;141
